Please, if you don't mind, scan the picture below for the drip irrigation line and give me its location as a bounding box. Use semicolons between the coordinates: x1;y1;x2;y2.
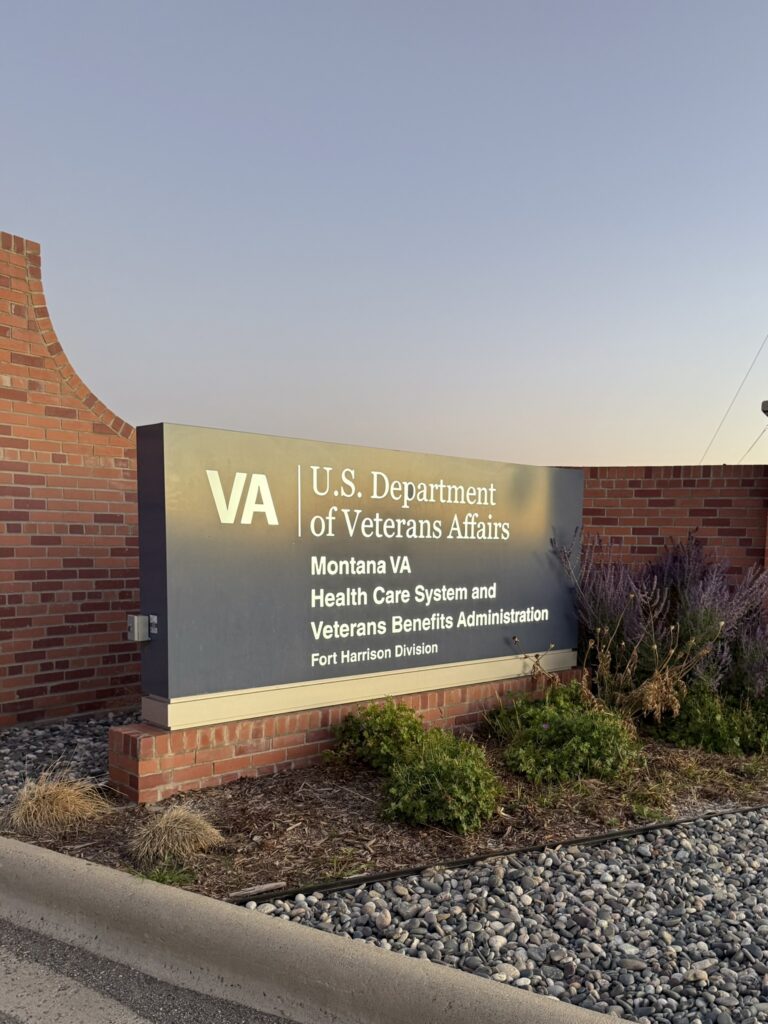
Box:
699;329;768;465
234;800;768;905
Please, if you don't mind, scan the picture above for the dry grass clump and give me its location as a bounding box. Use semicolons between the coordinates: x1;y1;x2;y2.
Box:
9;768;111;838
128;805;223;869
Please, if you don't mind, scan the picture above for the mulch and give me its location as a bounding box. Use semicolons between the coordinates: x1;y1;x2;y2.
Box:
5;735;768;901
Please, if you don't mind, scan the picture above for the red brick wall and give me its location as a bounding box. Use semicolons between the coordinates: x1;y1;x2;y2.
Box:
0;232;140;726
583;465;768;573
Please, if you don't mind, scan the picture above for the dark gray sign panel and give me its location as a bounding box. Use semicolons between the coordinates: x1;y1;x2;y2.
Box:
138;423;583;707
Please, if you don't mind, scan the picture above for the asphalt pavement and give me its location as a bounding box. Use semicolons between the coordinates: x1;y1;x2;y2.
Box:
0;918;296;1024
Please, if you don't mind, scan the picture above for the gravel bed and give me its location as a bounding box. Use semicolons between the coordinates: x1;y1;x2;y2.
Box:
0;710;139;805
251;809;768;1023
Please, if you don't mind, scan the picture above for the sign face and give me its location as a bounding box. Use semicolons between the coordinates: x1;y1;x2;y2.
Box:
137;423;583;724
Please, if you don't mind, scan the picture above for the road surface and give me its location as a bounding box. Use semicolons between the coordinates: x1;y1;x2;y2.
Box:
0;917;296;1024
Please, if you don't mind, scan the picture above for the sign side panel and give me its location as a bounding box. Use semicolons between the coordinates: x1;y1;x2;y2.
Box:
137;424;169;701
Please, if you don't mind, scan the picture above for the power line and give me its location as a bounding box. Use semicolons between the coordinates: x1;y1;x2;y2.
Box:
699;329;768;464
738;425;768;465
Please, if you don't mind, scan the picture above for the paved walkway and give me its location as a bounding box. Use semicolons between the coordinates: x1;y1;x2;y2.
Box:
0;918;294;1024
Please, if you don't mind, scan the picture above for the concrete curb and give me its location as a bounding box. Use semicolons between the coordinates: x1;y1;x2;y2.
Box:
0;837;608;1024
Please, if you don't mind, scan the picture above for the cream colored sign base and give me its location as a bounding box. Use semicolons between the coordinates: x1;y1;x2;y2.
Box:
142;649;577;731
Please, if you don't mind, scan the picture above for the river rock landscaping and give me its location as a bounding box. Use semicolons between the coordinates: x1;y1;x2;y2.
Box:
0;711;138;807
252;810;768;1023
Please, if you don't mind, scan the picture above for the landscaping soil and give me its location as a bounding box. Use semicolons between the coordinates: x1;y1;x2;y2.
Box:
5;736;768;902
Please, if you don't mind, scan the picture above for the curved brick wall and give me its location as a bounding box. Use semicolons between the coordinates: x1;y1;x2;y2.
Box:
0;232;139;725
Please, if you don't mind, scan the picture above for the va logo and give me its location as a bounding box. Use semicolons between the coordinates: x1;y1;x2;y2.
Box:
205;470;279;525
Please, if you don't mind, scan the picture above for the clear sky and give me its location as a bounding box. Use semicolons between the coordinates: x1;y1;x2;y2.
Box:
3;0;768;467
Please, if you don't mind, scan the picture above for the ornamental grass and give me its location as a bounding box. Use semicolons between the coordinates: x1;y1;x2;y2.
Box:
128;805;223;869
9;766;111;838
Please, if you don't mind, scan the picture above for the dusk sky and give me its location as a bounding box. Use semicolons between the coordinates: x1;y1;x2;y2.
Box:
3;0;768;468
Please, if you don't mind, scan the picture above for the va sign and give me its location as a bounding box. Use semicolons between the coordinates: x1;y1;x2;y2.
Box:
137;424;583;729
205;470;279;525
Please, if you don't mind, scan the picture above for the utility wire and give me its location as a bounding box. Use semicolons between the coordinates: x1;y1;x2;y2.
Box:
699;329;768;464
738;425;768;465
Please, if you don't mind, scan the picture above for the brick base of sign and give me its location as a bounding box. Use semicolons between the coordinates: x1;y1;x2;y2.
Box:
108;671;578;803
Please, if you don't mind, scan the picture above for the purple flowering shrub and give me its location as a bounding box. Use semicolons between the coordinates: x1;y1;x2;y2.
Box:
554;533;768;717
647;536;768;699
728;622;768;699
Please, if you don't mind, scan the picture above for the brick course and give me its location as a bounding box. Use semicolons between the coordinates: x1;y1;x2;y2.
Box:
0;232;139;725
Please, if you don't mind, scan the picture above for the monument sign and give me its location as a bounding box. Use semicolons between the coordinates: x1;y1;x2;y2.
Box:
137;424;583;728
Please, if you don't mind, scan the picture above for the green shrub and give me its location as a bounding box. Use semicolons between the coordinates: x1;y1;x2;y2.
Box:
332;697;425;772
333;700;500;834
492;682;640;784
556;534;768;713
384;727;501;834
487;680;583;742
656;681;768;756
